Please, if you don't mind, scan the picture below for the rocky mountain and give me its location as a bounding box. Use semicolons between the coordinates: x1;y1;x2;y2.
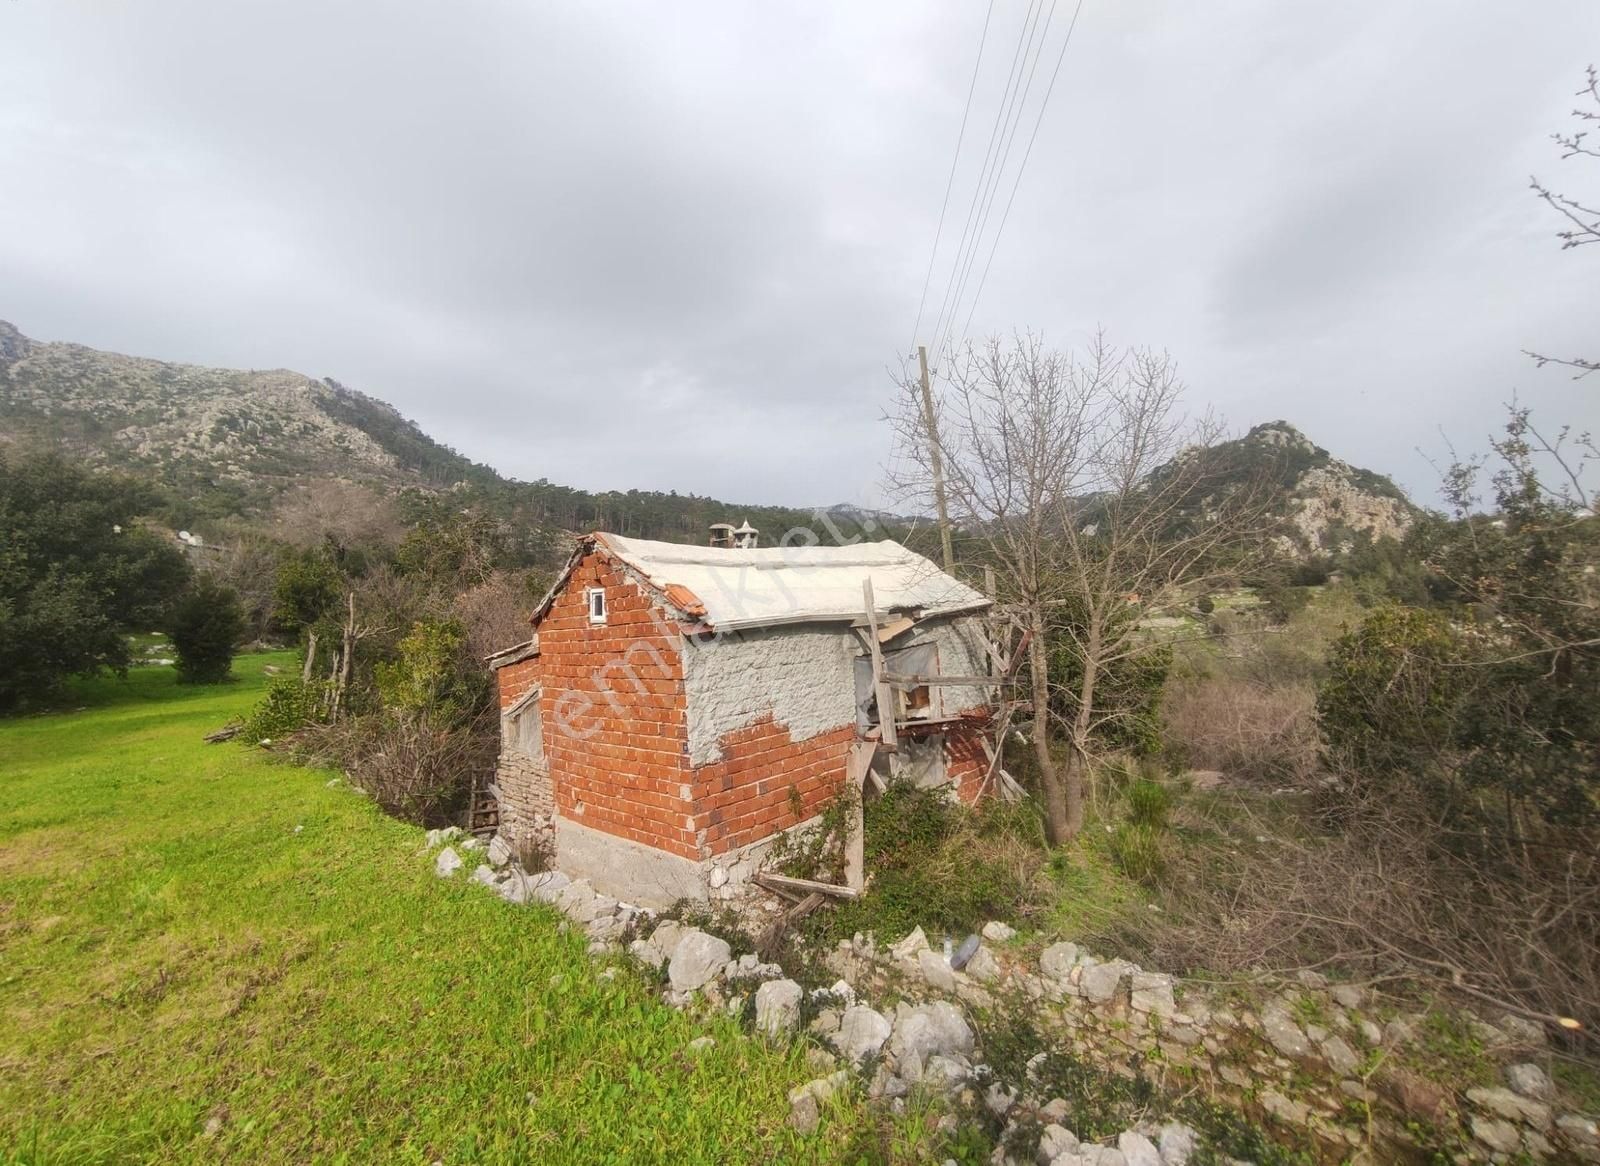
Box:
0;320;833;549
1184;421;1418;556
0;320;496;510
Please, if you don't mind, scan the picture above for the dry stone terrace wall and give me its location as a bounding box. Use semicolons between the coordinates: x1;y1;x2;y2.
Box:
425;829;1600;1165
824;931;1599;1165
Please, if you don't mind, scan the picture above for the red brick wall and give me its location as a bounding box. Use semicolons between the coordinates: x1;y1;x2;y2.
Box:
537;552;698;859
496;657;539;709
692;717;856;854
946;722;990;806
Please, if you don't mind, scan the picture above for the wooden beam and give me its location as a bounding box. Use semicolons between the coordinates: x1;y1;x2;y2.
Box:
844;740;874;892
754;872;860;900
862;578;897;749
883;673;1018;687
758;892;827;960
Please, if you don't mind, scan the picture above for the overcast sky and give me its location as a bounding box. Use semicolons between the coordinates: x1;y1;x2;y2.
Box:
2;2;1597;509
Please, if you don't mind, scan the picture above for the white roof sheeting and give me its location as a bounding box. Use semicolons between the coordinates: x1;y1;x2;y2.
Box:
596;534;991;632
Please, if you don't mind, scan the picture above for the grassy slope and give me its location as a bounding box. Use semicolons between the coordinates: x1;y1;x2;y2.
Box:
0;655;917;1165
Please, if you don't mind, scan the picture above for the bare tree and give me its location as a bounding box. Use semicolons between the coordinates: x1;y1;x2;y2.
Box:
1527;64;1599;379
892;332;1268;844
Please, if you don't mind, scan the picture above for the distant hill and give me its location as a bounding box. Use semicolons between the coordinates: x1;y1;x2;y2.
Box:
0;320;834;552
0;319;498;509
0;321;1413;563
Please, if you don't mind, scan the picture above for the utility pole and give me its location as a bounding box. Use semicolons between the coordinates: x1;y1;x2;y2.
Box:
917;345;955;572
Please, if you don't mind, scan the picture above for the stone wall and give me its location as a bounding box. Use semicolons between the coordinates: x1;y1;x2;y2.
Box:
820;930;1599;1164
494;750;552;856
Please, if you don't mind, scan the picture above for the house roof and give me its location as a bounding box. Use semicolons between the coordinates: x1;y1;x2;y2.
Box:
589;533;991;632
485;637;539;670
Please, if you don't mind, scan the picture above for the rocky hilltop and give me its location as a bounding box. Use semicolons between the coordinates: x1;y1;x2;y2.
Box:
1186;421;1417;557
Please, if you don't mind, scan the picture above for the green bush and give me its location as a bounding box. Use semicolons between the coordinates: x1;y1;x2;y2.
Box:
1316;605;1463;785
374;619;486;726
800;782;1048;947
169;578;246;684
243;675;322;742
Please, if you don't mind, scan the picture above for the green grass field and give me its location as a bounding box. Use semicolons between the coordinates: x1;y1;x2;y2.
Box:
0;654;936;1164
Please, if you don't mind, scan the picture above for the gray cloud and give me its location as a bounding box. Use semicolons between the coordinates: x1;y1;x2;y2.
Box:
2;0;1597;507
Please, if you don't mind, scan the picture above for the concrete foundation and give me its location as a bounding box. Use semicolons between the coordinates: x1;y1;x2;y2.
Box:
553;816;706;908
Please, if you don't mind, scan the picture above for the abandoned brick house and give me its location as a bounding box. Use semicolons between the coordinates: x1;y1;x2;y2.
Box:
487;528;1001;906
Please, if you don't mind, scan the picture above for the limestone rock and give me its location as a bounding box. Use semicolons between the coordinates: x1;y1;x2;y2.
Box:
633;920;688;970
530;870;571;903
487;835;512;867
1037;1124;1079;1164
1129;973;1176;1019
667;929;732;992
755;978;803;1037
1319;1034;1360;1076
470;864;498;886
1261;1010;1312;1059
889;1001;974;1077
1117;1131;1161;1166
982;920;1017;943
498;874;530;905
1260;1089;1310;1126
1080;961;1126;1004
924;1054;972;1090
1040;942;1080;980
1500;1014;1548;1048
686;1035;715;1053
789;1092;820;1135
1467;1085;1550;1126
1556;1114;1599;1152
1470;1115;1522;1155
836;1005;892;1064
966;945;1001;983
890;926;930;960
434;847;462;878
1330;983;1364;1009
1506;1061;1554;1100
1157;1121;1198;1165
918;949;956;993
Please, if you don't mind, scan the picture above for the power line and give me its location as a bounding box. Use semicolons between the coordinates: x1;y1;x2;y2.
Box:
925;0;1046;363
957;0;1087;342
935;0;1063;366
907;0;997;354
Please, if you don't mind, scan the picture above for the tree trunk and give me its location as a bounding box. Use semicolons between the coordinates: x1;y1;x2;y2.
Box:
301;628;318;684
1065;630;1099;837
1029;604;1070;845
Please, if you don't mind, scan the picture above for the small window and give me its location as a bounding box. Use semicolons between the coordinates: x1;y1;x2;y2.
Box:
586;587;607;624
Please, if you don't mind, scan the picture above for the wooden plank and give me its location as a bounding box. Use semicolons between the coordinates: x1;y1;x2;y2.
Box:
754;872;860;900
876;616;916;644
862;579;897;749
757;892;826;960
883;673;1018;687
